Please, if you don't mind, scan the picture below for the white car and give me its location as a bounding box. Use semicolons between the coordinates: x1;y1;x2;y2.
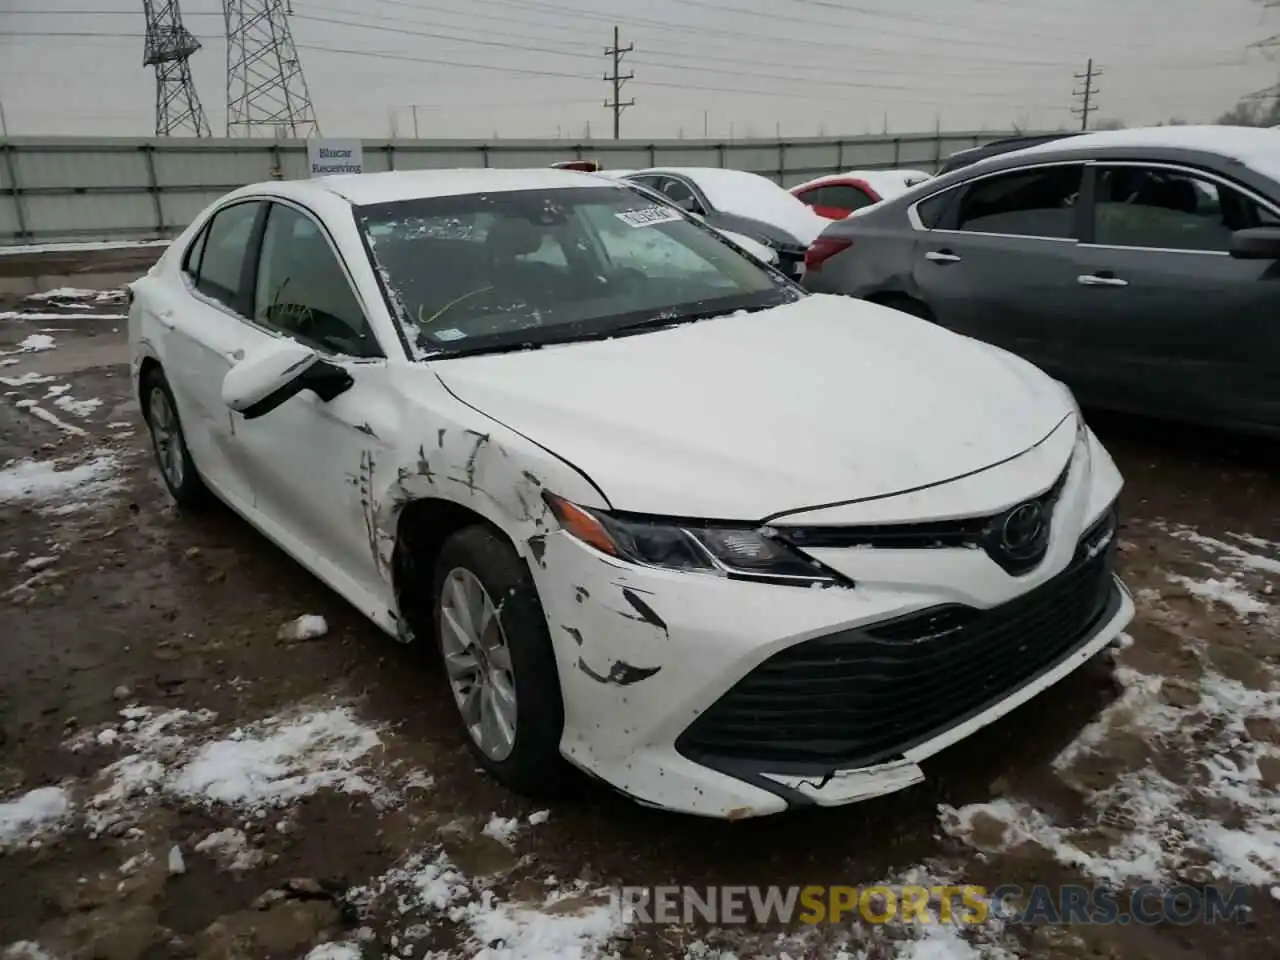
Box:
128;168;1134;818
617;167;828;280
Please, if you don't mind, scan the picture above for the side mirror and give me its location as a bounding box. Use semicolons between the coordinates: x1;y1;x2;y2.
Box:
1230;226;1280;260
221;339;353;420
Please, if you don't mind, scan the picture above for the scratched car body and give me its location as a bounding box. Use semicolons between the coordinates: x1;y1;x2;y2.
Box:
128;168;1134;818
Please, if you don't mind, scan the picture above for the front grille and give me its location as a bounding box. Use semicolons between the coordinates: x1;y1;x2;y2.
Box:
780;460;1071;576
677;507;1119;773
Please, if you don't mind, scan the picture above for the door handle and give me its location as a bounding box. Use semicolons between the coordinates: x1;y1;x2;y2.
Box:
1077;274;1128;287
925;251;962;263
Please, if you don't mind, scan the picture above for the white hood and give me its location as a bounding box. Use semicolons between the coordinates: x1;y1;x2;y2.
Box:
432;295;1071;520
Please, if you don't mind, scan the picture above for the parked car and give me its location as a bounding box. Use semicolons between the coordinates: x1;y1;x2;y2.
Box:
129;168;1132;818
602;173;781;268
550;160;601;172
615;167;826;280
802;125;1280;437
936;133;1081;176
791;169;933;219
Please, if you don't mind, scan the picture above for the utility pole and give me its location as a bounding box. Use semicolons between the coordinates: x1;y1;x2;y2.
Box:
1071;58;1101;131
603;26;634;139
412;105;420;139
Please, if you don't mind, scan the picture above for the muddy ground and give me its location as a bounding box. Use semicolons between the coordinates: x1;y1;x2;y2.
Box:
1;251;1278;960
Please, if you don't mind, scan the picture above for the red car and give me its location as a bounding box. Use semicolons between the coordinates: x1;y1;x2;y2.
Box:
791;169;932;220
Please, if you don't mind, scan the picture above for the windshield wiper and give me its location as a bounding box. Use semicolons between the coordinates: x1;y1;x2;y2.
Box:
610;302;774;333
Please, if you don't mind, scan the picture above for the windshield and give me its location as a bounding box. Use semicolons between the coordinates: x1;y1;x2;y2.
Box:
354;185;800;358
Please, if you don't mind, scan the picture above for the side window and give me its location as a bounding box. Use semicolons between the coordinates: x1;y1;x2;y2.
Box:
254;204;381;358
1092;165;1278;252
794;186;821;209
659;178;701;213
955;165;1083;238
914;191;952;229
192;202;261;309
183;224;209;279
825;185;878;212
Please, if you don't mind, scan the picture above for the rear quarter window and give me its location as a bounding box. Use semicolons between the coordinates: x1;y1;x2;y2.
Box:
914;191;953;229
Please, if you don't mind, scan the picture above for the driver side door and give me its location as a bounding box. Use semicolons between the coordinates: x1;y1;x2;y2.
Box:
232;200;397;600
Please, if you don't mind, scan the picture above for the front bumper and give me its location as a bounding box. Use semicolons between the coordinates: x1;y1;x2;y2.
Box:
530;424;1132;818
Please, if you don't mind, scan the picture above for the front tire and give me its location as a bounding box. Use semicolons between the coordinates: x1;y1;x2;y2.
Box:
433;525;569;796
141;366;209;510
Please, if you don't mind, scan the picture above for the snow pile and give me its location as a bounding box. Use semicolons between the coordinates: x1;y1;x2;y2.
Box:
173;708;382;810
194;828;264;871
70;703;390;832
277;614;330;641
304;944;362;960
481;814;521;847
9;334;55;353
0;786;72;849
0;454;122;509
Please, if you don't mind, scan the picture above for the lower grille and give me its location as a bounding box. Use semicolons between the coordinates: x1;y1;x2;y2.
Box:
677;508;1119;773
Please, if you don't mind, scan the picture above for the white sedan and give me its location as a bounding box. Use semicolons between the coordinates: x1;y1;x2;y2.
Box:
128;168;1134;818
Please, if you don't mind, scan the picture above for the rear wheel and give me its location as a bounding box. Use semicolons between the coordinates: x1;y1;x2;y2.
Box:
141;366;209;509
433;525;569;795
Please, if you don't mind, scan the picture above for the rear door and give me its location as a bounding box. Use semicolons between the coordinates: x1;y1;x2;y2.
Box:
161;199;266;507
910;162;1085;375
1063;161;1280;428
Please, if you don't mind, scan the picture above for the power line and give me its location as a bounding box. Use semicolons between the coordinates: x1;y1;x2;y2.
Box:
603;26;634;140
1071;57;1101;131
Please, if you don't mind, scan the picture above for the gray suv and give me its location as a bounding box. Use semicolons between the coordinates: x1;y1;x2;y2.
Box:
802;126;1280;437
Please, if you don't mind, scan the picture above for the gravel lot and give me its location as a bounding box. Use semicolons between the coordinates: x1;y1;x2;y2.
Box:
1;253;1278;960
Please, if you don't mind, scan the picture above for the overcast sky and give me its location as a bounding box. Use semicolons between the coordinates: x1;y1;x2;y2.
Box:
1;0;1278;140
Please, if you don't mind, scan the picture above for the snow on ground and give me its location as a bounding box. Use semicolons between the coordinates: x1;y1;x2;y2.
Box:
482;814;521;847
13;400;85;437
0;453;122;510
0;372;53;388
0;238;169;256
943;523;1280;889
2;942;58;960
0;334;56;355
193;827;264;871
277;613;330;641
0;786;73;849
1166;573;1271;617
67;703;389;832
0;312;128;322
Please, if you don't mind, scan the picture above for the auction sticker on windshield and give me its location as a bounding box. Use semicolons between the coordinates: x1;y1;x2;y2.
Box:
616;206;683;228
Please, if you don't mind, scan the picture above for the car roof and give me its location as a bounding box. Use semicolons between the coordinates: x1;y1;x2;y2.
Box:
1006;124;1278;164
963;124;1280;183
238;167;622;207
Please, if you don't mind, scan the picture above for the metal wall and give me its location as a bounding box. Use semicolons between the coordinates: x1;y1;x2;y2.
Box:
0;131;1020;245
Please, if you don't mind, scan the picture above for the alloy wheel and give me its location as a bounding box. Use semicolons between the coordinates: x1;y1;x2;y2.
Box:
148;386;185;490
440;567;519;761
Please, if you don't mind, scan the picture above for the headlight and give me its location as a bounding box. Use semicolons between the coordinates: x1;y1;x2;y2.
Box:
543;493;844;587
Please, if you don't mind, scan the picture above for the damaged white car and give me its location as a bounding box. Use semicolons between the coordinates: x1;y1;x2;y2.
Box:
128;169;1134;818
